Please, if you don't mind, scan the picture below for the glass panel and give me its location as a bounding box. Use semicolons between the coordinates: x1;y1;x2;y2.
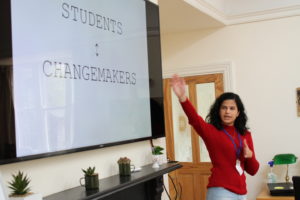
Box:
171;86;192;162
196;83;215;162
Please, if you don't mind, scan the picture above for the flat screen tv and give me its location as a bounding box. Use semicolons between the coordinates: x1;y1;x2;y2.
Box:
0;0;165;164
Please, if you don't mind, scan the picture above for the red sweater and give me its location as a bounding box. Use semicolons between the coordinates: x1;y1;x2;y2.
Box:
181;99;259;195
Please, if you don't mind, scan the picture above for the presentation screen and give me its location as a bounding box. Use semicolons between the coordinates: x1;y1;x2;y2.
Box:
0;0;164;164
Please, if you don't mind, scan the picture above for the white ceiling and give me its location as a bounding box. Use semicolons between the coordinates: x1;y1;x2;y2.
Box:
158;0;224;34
202;0;300;16
158;0;300;34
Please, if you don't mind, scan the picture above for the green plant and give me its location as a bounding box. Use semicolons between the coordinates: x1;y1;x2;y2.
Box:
82;166;96;176
152;146;164;155
8;171;31;196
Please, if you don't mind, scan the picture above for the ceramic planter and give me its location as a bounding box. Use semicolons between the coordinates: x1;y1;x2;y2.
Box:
80;174;99;190
118;163;135;176
152;155;160;168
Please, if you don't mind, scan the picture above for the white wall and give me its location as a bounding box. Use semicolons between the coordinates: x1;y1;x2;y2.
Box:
161;16;300;200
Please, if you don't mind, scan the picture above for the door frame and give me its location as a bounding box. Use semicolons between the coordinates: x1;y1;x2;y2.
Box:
164;73;224;200
163;61;234;92
163;62;234;199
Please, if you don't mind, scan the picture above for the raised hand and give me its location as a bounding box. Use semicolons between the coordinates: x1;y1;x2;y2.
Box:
243;139;253;158
171;74;187;102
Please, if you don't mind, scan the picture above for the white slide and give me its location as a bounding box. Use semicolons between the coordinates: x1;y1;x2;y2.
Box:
10;0;152;157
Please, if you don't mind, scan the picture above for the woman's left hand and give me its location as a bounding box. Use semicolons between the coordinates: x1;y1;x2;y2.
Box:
243;139;253;158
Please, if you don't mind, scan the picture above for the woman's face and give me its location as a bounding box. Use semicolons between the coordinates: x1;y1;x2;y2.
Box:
219;99;240;126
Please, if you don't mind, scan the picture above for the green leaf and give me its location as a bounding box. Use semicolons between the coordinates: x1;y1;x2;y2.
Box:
152;146;164;155
8;171;31;195
82;166;96;176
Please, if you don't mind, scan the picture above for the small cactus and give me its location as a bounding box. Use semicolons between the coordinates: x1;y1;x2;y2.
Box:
82;166;96;176
117;157;131;164
8;171;31;196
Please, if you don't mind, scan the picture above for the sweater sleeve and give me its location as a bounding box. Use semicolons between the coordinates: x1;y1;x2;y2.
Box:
180;98;212;140
244;133;260;176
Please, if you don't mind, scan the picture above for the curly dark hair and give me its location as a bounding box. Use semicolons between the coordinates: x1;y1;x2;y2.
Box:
205;92;248;135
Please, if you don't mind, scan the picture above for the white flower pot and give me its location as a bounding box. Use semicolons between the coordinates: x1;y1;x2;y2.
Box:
9;193;42;200
152;155;160;168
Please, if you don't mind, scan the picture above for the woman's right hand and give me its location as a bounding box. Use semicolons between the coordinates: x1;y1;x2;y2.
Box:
171;74;187;102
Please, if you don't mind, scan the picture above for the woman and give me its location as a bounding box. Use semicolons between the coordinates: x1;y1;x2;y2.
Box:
171;74;259;200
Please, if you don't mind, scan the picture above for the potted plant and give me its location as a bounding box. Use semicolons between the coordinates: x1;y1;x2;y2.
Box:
80;166;99;190
8;171;42;200
117;157;135;176
152;146;164;168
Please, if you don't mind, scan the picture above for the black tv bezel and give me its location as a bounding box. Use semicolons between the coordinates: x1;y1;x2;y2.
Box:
0;0;165;165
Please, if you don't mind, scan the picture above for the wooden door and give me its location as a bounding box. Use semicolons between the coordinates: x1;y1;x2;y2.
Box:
164;73;224;200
